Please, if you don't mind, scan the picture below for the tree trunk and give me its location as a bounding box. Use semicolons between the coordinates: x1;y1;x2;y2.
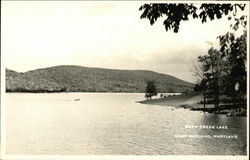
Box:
203;92;206;110
213;77;219;109
232;91;236;112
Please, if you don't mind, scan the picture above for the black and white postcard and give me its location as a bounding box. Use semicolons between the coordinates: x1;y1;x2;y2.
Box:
1;1;249;160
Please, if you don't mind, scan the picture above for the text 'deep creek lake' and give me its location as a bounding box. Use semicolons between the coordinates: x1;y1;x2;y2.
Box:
6;93;247;155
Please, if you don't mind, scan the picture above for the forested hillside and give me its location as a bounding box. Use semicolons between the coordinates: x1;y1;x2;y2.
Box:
6;65;193;93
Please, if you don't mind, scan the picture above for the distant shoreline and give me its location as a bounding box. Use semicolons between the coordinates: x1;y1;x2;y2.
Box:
138;94;247;117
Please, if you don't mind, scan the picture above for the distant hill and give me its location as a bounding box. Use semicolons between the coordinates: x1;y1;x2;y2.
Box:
6;68;66;92
6;65;194;93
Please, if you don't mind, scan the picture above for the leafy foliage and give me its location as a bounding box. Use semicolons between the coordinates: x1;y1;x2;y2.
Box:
139;3;246;33
198;48;226;108
145;81;157;99
219;31;247;107
195;31;247;110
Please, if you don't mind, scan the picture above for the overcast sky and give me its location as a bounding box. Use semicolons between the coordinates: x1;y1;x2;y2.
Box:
2;1;247;83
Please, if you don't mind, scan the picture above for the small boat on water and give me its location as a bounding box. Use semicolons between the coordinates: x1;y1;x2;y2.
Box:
74;99;80;101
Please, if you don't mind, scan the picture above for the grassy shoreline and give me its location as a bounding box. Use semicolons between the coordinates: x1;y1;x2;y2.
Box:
138;93;246;117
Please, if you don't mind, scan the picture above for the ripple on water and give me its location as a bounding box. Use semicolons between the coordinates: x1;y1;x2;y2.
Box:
6;93;247;155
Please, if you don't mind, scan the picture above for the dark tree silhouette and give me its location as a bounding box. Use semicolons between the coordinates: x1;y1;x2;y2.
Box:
196;32;246;110
218;31;247;111
139;2;247;112
198;48;225;109
145;81;157;99
139;3;246;33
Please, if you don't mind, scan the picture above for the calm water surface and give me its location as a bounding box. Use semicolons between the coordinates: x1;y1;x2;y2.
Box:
6;93;247;155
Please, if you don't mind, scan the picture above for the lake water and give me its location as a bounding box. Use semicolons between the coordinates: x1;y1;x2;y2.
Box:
6;93;247;155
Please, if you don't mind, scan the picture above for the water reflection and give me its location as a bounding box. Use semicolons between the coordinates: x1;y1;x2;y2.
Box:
6;93;247;155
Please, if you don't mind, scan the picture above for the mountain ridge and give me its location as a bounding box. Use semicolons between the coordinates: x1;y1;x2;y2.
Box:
6;65;194;93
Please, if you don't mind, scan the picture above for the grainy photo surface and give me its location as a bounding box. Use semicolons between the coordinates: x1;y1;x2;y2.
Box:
1;0;249;159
